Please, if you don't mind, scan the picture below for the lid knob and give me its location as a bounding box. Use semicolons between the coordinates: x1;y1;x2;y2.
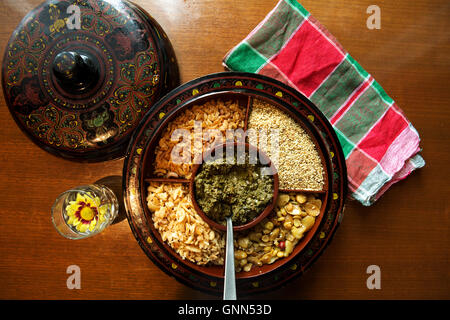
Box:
52;51;99;93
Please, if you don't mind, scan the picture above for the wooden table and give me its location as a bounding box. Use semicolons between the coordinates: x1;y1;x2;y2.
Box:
0;0;448;300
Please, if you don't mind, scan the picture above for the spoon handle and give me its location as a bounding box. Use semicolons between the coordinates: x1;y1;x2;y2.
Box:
223;217;237;300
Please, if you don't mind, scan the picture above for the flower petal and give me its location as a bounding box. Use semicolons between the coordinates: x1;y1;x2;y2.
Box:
75;193;86;203
67;215;75;225
99;204;109;215
79;224;88;233
89;220;97;231
66;205;77;216
92;196;101;208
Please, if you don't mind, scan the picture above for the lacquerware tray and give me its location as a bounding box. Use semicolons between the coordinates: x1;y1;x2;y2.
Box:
123;71;347;296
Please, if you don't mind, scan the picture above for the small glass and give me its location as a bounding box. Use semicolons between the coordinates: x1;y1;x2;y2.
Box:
51;184;119;240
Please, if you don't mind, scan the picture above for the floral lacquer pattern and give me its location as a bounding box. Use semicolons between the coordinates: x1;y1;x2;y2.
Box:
26;106;84;149
80;102;119;146
9;75;48;115
112;52;159;133
5;19;46;86
105;19;149;61
81;0;128;37
38;1;72;38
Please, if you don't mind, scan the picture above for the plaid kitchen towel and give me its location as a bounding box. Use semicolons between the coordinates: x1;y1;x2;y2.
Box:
223;0;425;206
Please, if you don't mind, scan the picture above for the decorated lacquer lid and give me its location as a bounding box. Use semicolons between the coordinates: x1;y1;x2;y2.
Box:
2;0;179;161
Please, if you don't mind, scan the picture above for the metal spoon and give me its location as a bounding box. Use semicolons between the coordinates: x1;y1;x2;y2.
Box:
223;215;236;300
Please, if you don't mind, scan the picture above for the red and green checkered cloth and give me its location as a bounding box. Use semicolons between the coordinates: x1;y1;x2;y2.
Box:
223;0;424;206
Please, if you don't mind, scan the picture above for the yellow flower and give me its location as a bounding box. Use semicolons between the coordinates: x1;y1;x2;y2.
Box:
65;192;110;233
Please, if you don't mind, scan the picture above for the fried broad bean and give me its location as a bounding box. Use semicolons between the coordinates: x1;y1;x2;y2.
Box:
304;199;321;216
285;202;293;213
276;194;290;207
234;250;247;260
291;225;306;239
234;192;322;272
283;220;293;230
269;228;280;240
260;252;273;264
238;237;250;249
302;215;316;231
249;232;261;242
287;205;302;216
284;240;294;256
296;194;307;204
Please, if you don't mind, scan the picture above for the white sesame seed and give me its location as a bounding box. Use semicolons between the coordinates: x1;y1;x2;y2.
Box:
248;100;325;191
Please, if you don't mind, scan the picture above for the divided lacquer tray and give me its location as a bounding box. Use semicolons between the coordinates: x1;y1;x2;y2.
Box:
123;72;347;296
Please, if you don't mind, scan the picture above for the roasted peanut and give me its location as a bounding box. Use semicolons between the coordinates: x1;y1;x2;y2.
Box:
239;259;248;267
243;263;253;272
264;221;274;231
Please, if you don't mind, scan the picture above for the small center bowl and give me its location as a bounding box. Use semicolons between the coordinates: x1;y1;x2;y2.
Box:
190;142;279;232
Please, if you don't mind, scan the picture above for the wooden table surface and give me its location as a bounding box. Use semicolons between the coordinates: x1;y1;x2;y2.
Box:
0;0;448;300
